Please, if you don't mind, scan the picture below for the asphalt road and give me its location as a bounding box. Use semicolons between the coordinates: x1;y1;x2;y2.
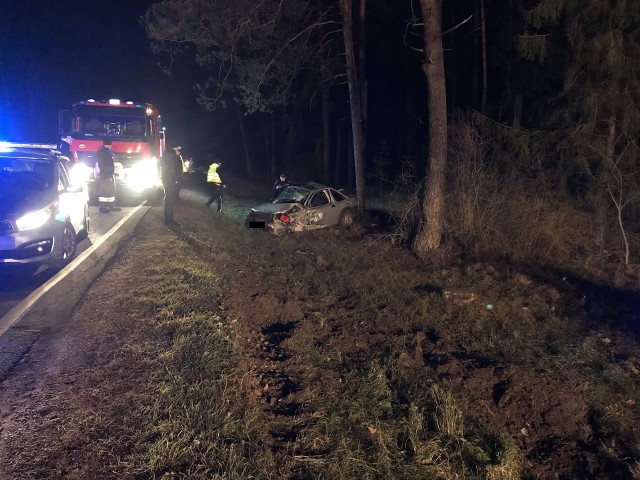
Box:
0;177;268;381
0;199;149;380
0;203;141;319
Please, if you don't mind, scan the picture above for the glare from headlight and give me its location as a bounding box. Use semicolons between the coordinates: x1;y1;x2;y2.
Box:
16;204;54;230
70;164;93;186
126;157;159;191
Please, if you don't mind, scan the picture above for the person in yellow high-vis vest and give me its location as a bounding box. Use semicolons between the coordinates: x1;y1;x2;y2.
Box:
205;161;224;211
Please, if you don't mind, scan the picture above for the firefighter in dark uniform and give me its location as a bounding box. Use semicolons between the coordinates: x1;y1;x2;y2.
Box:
96;139;121;213
161;144;183;225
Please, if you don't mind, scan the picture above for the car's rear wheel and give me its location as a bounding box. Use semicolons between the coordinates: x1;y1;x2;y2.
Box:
56;222;78;268
338;208;355;229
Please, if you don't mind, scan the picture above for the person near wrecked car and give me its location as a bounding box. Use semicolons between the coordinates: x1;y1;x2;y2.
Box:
272;173;289;199
161;143;183;225
205;160;225;212
95;139;122;213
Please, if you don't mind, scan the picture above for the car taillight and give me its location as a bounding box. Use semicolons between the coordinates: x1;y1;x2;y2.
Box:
279;213;291;224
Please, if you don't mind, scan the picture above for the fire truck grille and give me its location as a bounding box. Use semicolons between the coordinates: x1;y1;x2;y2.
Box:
112;153;145;166
76;151;146;167
76;151;95;166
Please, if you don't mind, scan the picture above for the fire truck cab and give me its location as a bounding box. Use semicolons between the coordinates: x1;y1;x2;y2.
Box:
59;98;165;202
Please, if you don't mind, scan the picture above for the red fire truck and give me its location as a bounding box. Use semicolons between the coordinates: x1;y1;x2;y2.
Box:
59;98;165;200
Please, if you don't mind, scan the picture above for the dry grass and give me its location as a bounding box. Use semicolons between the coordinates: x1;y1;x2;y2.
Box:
201;199;639;477
2;182;639;479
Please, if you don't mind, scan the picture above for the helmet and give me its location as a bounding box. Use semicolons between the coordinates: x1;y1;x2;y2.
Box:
103;139;112;146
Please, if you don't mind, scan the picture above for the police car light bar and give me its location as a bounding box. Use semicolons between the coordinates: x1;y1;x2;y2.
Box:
0;142;57;151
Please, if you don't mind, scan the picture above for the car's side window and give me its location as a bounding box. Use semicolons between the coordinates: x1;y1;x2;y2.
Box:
310;190;330;207
330;189;346;202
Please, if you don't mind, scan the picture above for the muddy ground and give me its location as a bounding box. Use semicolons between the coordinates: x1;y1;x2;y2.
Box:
0;180;639;479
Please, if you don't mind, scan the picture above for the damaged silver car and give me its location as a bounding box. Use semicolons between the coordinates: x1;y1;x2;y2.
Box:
246;182;356;234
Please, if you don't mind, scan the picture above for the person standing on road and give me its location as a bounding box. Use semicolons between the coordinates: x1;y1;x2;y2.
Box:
205;160;224;212
95;139;121;213
161;144;183;225
272;173;289;199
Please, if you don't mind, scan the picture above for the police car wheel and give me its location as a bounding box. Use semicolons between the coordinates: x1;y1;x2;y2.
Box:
57;222;78;267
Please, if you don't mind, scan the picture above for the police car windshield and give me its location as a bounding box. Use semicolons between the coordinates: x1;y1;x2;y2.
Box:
0;157;53;191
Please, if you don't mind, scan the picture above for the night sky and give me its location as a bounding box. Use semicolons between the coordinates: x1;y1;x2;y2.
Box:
0;1;468;179
0;1;208;151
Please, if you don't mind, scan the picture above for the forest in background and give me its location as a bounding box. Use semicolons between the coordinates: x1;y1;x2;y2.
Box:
0;0;638;278
144;0;640;281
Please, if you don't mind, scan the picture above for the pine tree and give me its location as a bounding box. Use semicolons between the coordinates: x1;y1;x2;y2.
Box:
518;0;640;247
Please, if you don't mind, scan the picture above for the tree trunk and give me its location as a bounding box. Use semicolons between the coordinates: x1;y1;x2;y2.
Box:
512;94;522;128
236;107;253;180
472;0;479;109
347;125;354;188
334;122;342;186
412;0;448;257
358;0;368;159
340;0;366;215
284;109;297;173
322;90;331;183
269;115;276;178
480;0;487;113
597;114;617;248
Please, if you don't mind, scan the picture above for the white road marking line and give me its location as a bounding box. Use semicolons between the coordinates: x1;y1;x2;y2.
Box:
0;202;148;337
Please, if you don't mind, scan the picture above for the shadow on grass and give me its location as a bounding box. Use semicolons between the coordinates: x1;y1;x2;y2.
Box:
460;254;640;333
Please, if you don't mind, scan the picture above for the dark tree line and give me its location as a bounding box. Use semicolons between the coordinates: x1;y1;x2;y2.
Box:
144;0;640;262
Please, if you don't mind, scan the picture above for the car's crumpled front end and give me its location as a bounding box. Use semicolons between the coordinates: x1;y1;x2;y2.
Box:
245;182;356;234
246;201;304;234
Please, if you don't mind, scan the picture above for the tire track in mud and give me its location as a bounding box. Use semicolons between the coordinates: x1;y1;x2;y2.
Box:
226;277;311;455
172;204;316;473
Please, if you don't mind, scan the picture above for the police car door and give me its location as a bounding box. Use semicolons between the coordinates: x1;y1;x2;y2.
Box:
58;160;86;234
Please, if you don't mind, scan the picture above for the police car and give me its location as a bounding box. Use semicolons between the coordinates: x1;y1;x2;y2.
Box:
0;142;89;268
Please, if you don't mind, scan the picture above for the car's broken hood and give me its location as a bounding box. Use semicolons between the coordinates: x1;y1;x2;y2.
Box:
250;202;300;214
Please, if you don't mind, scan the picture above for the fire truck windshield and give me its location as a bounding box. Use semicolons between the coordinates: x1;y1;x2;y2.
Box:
76;114;148;140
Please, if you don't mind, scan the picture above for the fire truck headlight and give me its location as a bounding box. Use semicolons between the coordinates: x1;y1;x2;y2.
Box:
16;204;54;231
127;158;158;191
70;164;93;186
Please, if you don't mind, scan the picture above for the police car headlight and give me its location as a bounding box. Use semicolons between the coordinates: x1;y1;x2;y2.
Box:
16;204;54;231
